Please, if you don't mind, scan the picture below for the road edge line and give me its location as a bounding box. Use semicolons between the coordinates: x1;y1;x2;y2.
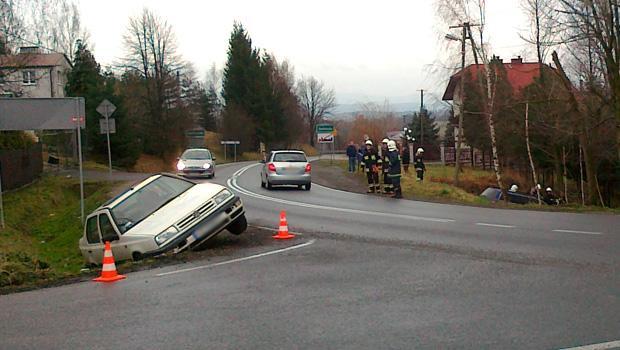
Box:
155;239;316;277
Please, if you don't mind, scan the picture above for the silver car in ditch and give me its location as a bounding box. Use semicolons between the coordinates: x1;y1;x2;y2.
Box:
176;148;216;178
79;174;246;264
260;150;311;190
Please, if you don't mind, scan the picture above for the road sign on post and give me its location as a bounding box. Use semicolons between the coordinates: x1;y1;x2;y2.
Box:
316;124;334;144
99;118;116;134
220;141;240;162
96;99;117;177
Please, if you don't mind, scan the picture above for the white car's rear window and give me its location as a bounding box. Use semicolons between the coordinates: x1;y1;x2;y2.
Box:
273;153;306;162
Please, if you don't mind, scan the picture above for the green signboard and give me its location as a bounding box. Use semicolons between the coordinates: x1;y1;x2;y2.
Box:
185;129;205;138
316;124;334;133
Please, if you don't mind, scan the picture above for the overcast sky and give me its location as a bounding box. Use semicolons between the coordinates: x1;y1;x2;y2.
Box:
79;0;531;106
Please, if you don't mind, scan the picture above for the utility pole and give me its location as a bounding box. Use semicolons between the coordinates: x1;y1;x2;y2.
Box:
447;22;479;186
418;89;425;145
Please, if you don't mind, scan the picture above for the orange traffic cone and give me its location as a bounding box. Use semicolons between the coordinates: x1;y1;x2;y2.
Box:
273;210;295;240
93;241;126;283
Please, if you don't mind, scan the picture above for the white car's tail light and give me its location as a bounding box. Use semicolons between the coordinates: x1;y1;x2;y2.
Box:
305;163;311;173
268;163;276;172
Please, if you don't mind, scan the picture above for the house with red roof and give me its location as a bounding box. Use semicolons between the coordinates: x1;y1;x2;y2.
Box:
441;56;553;150
0;46;72;98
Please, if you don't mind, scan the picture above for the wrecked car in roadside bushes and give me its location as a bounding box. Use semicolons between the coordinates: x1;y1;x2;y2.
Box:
79;173;246;265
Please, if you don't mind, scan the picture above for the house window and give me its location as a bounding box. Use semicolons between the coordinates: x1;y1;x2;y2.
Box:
0;73;5;84
22;70;36;85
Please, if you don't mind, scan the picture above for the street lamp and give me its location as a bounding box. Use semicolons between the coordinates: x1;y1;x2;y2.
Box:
444;33;460;42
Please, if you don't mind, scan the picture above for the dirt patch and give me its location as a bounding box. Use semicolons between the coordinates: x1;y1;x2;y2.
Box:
311;160;368;194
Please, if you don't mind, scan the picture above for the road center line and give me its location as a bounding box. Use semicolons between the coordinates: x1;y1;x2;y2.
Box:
553;229;602;235
476;222;516;228
156;239;316;277
557;340;620;350
228;164;455;223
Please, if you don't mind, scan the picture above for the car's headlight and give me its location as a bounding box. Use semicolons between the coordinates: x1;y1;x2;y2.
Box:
155;226;179;245
203;163;211;169
176;160;186;171
213;189;232;205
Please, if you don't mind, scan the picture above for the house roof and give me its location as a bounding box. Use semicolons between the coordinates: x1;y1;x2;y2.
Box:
442;60;546;101
0;53;72;69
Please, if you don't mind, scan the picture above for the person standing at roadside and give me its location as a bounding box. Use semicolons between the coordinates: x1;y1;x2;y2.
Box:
414;147;426;181
387;140;402;198
361;140;380;193
401;141;410;173
379;138;392;194
346;141;357;173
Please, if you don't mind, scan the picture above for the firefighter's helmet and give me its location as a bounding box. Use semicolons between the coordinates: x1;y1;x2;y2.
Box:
387;140;397;151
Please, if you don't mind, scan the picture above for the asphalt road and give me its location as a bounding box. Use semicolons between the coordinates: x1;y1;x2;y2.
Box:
0;161;618;349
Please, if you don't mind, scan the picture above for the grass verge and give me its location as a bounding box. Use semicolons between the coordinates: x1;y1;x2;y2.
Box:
314;160;618;213
0;176;115;289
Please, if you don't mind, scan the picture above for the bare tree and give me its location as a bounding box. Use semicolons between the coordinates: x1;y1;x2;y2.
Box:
297;76;336;147
435;0;507;197
556;0;620;161
520;0;559;64
122;7;189;156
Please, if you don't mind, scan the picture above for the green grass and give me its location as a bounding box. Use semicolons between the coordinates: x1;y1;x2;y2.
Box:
315;160;617;212
0;176;115;287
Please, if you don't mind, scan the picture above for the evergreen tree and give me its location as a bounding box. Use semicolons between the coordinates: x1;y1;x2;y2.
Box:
65;41;140;167
409;109;440;145
199;86;219;131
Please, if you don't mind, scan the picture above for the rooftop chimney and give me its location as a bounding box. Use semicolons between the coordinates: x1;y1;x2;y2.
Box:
19;46;41;54
490;55;503;63
511;56;523;64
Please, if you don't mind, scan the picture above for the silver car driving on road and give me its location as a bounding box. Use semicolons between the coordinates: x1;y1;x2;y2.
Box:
176;148;216;178
260;150;311;190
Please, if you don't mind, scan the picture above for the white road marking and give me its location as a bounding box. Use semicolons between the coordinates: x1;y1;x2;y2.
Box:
476;222;516;228
156;239;316;277
228;164;455;223
553;229;602;235
557;340;620;350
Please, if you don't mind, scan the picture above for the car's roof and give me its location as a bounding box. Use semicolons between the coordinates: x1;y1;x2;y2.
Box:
270;150;305;154
182;148;211;152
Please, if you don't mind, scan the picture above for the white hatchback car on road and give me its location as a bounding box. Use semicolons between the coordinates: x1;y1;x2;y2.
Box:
79;174;246;264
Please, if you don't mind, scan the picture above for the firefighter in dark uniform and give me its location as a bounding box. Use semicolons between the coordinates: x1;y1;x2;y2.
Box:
414;147;426;181
380;138;392;194
387;140;402;198
361;140;380;193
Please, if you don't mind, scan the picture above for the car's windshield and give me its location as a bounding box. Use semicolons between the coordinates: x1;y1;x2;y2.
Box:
182;149;211;160
273;152;306;162
110;175;194;233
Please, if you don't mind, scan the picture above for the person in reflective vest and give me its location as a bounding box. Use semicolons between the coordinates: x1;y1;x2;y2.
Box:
414;147;426;181
387;140;402;198
361;140;380;193
380;138;392;194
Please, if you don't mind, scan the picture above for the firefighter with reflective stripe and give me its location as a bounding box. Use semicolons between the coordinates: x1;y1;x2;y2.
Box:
379;138;393;194
414;147;426;181
361;140;380;193
387;140;402;198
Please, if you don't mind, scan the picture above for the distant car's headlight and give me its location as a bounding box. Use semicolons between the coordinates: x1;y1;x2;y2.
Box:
213;189;232;205
155;226;179;245
176;160;186;171
203;163;211;169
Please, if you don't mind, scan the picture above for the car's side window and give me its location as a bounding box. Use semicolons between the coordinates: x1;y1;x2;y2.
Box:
86;216;101;244
99;213;119;242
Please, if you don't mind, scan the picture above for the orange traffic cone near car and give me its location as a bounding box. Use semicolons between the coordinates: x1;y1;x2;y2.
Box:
273;210;295;240
93;241;126;283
